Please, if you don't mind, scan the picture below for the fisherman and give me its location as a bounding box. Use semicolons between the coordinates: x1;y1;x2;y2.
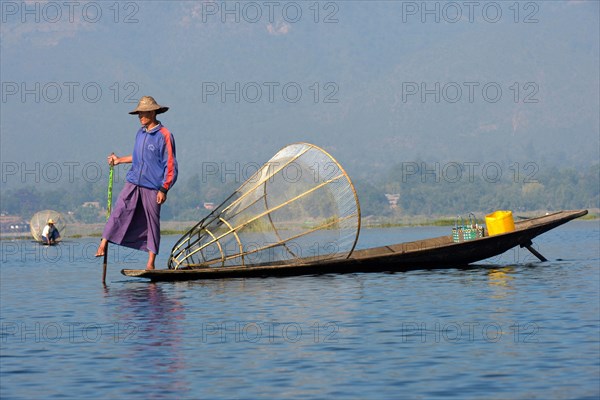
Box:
42;218;60;245
95;96;178;270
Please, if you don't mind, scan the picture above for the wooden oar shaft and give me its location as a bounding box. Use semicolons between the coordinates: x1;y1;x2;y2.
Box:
524;244;548;262
102;163;114;284
102;243;108;284
520;240;548;262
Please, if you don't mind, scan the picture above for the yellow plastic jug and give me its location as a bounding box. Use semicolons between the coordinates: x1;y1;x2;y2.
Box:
485;210;515;236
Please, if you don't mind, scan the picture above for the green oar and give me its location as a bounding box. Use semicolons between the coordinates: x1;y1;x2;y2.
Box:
106;164;114;219
102;162;114;285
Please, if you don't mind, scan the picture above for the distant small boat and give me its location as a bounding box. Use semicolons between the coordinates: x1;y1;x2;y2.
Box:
122;209;588;282
37;241;58;246
29;210;65;244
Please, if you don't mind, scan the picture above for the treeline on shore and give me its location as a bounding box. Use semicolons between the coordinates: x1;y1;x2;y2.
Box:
2;162;598;224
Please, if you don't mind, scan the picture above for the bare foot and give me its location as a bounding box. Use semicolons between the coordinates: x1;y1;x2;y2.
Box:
146;251;156;270
95;239;107;257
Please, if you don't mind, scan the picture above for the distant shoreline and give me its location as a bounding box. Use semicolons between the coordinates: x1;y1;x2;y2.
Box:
1;210;597;241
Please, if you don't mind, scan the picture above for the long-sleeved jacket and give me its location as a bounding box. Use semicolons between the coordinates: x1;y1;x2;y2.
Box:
126;123;178;193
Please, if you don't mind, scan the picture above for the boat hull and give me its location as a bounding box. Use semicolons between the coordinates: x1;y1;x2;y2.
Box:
122;210;588;281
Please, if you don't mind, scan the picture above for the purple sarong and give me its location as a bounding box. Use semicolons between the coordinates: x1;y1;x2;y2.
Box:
102;182;161;254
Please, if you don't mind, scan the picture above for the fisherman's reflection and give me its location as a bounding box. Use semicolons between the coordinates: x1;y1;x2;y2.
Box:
114;283;189;395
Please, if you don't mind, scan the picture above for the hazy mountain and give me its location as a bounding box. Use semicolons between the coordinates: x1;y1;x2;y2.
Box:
1;1;598;190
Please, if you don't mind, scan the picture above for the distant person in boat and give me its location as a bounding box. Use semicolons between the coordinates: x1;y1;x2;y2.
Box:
95;96;178;270
42;219;60;245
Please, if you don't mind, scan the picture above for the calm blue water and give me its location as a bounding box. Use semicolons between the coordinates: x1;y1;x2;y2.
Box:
1;220;599;399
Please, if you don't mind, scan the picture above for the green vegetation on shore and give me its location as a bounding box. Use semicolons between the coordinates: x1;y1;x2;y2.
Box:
1;162;598;230
1;212;597;241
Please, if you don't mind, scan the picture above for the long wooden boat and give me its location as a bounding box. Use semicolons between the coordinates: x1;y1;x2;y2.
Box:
122;209;588;282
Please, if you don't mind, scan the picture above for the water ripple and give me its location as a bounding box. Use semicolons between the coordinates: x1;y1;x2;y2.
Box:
1;223;598;399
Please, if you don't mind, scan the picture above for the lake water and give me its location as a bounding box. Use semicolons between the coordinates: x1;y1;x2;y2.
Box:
1;220;599;399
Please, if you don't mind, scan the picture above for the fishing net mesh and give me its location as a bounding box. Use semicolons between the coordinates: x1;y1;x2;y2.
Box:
169;143;361;269
29;210;66;242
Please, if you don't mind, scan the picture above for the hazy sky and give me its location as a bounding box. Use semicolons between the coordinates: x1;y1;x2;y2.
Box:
1;0;599;189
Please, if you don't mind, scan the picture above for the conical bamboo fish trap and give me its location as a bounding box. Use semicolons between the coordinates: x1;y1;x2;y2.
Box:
29;209;66;242
169;143;361;269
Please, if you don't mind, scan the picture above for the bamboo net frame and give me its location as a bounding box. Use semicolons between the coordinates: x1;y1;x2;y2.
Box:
168;143;361;269
29;210;66;242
